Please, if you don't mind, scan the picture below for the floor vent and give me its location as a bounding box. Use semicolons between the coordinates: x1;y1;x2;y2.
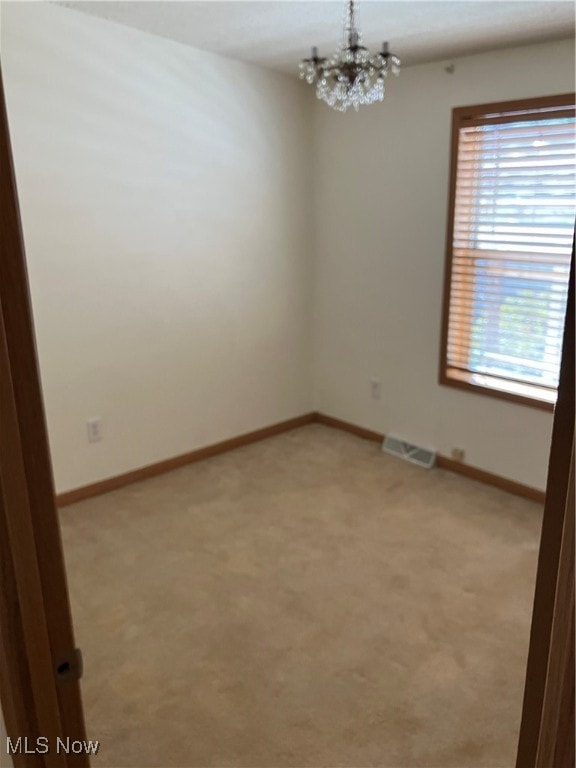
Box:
382;436;436;469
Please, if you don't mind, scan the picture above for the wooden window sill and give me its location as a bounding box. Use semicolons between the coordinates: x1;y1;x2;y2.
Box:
441;368;556;412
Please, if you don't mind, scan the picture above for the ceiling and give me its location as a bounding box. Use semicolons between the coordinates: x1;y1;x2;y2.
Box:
59;1;575;74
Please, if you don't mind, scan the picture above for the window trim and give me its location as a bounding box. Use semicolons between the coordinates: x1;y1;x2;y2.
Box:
439;93;576;412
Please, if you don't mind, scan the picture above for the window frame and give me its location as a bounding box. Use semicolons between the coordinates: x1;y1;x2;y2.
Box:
439;93;576;412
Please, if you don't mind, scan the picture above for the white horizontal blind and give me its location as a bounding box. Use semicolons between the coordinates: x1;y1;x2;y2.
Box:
447;106;575;391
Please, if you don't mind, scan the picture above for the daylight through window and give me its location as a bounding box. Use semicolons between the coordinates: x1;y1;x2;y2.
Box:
441;94;575;409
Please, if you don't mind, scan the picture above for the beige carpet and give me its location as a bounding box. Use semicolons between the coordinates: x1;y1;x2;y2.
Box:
60;424;542;768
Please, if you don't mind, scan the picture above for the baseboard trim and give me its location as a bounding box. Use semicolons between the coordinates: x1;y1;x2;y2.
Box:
313;412;383;442
313;412;546;504
435;455;545;503
56;410;545;507
56;413;316;507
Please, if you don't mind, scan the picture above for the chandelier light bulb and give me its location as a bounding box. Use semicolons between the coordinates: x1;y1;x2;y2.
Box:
298;0;400;113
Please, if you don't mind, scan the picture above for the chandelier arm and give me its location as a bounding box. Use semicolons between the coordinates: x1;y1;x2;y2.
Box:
298;0;400;111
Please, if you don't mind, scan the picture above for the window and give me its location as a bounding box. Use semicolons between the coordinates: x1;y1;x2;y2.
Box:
440;94;575;410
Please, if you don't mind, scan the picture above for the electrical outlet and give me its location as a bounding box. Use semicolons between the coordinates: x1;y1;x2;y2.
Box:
371;378;382;400
451;447;465;462
87;417;102;443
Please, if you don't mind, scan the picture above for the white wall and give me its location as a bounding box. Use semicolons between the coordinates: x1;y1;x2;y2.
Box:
313;38;575;491
3;4;573;495
2;2;314;494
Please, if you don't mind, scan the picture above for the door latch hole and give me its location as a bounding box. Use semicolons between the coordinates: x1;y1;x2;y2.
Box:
57;661;71;678
55;648;83;682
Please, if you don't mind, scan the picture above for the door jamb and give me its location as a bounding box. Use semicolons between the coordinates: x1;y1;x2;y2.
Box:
0;65;88;766
516;252;575;766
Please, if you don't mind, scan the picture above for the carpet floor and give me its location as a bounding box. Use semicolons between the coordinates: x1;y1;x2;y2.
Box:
59;424;542;768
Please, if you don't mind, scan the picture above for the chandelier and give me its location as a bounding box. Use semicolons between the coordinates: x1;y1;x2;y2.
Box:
299;0;400;113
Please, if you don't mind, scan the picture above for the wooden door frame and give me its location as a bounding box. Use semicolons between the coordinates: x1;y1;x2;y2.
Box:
0;52;573;765
516;252;575;767
0;66;88;766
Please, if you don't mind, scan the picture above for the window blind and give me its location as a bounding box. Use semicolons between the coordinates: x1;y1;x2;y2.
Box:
445;102;575;396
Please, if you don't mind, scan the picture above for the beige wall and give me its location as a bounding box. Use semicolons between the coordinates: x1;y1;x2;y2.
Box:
312;38;575;491
2;4;573;495
2;2;314;493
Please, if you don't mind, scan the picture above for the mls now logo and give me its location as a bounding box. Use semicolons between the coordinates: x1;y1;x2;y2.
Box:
6;736;100;755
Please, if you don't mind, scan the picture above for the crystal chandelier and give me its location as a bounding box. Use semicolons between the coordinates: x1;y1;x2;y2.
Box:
299;0;400;113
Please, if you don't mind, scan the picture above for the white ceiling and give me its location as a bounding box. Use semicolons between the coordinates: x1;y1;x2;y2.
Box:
59;1;575;73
